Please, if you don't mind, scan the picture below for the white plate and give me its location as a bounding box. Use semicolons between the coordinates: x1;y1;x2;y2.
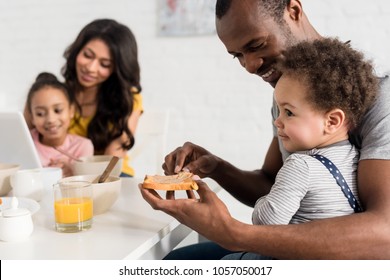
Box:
0;197;40;215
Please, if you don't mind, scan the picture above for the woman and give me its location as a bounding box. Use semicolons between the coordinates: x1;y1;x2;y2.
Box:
62;19;143;176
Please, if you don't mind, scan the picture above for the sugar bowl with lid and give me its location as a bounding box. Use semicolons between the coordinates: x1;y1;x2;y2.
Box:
0;197;33;242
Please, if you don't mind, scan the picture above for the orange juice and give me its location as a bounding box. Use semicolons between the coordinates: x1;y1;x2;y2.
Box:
55;197;93;224
53;181;93;233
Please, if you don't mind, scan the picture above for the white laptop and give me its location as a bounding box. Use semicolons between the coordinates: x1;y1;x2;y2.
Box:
0;111;42;169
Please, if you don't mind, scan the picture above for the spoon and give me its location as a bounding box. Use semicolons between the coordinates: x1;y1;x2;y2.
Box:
53;146;83;162
93;156;120;184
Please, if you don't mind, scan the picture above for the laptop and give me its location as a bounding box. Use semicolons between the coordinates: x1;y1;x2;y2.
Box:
0;111;42;169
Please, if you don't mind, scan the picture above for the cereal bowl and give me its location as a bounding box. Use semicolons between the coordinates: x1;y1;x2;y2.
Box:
0;163;20;196
72;155;123;177
59;174;122;215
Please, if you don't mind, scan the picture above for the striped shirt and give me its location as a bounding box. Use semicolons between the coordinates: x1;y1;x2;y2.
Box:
252;140;360;225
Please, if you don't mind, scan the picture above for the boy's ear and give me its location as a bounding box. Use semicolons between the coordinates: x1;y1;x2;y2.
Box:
324;109;345;134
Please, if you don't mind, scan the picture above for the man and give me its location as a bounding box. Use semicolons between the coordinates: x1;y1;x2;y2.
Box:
140;0;390;259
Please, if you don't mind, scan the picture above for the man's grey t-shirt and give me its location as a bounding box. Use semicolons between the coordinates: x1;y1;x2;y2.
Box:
272;75;390;162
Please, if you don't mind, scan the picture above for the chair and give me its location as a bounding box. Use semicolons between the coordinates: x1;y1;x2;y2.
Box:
127;109;170;177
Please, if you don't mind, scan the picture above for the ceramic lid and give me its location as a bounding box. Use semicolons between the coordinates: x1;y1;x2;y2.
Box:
1;197;31;217
2;207;30;217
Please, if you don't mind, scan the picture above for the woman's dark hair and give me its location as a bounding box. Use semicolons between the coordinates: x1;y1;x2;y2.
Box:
216;0;291;22
26;72;72;114
61;18;140;153
277;37;378;129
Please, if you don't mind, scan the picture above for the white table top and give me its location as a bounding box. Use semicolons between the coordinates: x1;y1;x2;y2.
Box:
0;177;215;260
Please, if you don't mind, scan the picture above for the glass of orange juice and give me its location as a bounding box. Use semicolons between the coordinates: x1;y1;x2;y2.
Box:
53;181;93;233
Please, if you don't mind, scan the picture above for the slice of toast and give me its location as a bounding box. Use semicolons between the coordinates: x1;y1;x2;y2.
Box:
142;172;199;191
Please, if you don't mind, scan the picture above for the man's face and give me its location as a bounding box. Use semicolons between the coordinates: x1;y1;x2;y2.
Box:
216;0;297;87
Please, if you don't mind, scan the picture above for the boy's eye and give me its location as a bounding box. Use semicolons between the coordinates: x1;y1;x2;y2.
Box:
54;108;63;114
285;109;293;117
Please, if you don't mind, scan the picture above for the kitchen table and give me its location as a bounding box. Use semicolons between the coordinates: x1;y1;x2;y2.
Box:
0;177;221;260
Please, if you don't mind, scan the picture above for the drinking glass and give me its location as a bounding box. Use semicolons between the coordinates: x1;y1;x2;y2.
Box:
53;181;93;233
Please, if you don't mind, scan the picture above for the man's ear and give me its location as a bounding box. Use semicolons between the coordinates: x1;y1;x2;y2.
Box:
324;109;346;134
287;0;303;21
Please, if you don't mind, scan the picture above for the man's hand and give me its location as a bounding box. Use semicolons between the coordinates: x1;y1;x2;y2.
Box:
139;179;240;249
162;142;220;177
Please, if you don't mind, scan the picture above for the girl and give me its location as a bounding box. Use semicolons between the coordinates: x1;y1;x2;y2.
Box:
26;72;94;177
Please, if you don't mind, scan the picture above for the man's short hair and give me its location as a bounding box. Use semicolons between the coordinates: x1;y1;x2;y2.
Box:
216;0;291;22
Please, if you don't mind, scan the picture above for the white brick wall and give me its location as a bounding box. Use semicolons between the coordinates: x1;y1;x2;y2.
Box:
1;0;389;171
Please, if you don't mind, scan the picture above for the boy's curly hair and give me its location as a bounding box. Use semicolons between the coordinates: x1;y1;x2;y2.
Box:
277;37;378;129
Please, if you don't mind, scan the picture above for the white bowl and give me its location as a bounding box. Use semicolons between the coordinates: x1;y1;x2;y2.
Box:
39;167;63;191
0;163;20;196
59;174;122;215
72;155;123;177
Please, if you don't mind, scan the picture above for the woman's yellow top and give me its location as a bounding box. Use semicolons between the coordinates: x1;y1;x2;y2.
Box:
68;93;143;177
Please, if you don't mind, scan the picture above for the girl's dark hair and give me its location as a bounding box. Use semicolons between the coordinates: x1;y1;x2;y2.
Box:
26;72;72;114
277;38;378;129
61;18;140;153
216;0;291;22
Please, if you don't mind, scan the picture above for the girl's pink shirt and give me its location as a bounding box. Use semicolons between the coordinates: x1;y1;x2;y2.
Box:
30;128;94;166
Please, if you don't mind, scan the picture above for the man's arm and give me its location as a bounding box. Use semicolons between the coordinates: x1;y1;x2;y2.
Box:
232;159;390;259
141;159;390;259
